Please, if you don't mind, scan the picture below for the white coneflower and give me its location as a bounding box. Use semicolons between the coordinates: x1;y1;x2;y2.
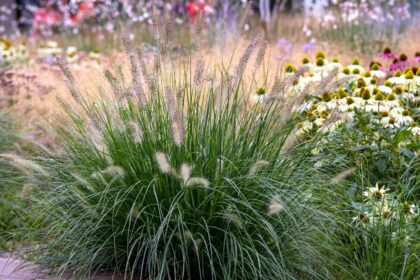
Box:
248;160;269;176
331;167;356;184
155;152;174;175
363;183;389;201
186;177;210;188
0;153;48;176
180;163;191;184
268;196;284;215
128;121;143;144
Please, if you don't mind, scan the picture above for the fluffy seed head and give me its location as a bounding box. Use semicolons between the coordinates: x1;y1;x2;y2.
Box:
268;197;284;215
248;160;269;176
186;177;210;188
128;121;143;144
331;167;357;184
155;152;173;175
180;164;192;184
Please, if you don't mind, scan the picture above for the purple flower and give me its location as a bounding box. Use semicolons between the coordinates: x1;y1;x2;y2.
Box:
380;52;397;60
276;39;293;54
302;41;316;53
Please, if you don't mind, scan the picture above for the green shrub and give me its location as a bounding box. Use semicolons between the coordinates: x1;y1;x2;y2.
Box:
21;32;350;279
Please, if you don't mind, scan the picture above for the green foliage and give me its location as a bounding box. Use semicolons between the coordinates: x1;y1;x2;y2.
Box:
0;112;28;250
22;42;348;279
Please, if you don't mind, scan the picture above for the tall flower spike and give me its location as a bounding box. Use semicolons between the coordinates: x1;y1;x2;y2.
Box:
253;40;268;73
104;69;124;100
233;34;260;87
165;87;184;147
137;48;155;92
194;58;205;86
313;67;339;96
56;57;83;106
121;28;145;102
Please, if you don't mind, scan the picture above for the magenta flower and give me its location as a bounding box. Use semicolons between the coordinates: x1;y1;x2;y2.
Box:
380;52;397;60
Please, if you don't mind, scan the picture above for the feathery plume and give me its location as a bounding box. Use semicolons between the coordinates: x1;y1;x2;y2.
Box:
233;35;260;83
91;165;125;179
128;121;143;144
103;165;125;177
280;128;298;155
104;69;123;100
194;58;205;86
165;87;184;147
56;58;82;105
253;40;267;73
268;196;284;215
137;48;155;92
331;167;357;184
155;152;175;175
186;177;210;188
327;75;357;92
0;153;48;176
180;164;192;184
72;173;95;192
225;212;244;229
121;28;145;101
171;119;184;147
164;9;174;51
313;67;339;96
248;160;269;176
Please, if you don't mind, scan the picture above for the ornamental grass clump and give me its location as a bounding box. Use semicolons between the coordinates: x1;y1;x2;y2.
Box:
21;25;347;280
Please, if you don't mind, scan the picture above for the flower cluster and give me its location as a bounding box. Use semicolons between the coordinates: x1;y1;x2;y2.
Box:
378;47;420;73
37;41;100;64
352;183;418;243
0;1;217;38
321;0;411;26
277;51;420;143
0;37;28;67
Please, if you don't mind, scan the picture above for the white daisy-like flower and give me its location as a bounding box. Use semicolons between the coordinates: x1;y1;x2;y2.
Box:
381;116;400;129
314;118;325;126
363;183;389;201
352;211;371;226
384;99;401;108
325;62;342;72
410;126;420;136
316;103;328;113
250;94;265;104
370;70;386;78
386;77;409;85
296;121;313;136
396;115;413;126
347;64;365;73
390;107;404;118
